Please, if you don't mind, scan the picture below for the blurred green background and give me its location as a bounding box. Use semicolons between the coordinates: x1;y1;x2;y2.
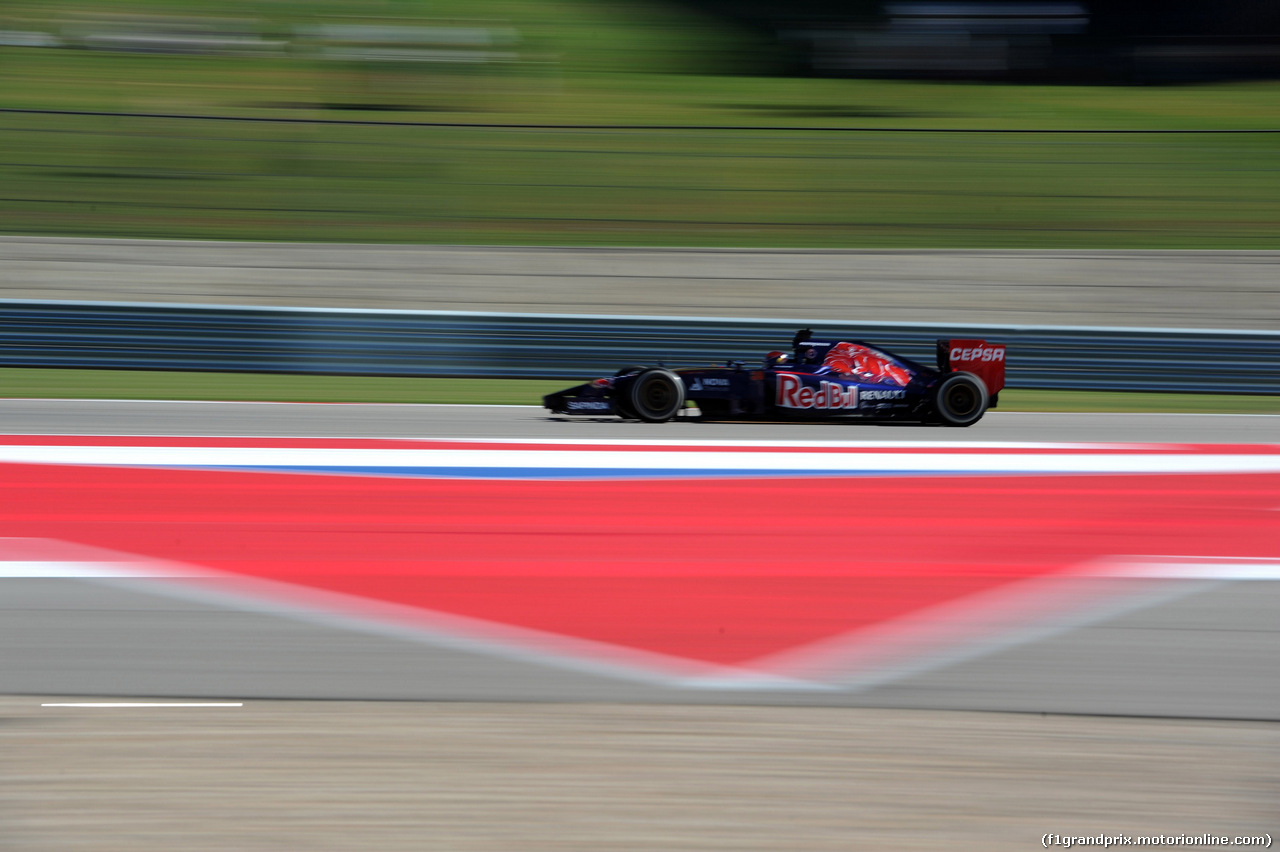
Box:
1;0;1279;248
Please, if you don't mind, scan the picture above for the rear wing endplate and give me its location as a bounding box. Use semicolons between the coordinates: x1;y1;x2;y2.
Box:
936;339;1006;396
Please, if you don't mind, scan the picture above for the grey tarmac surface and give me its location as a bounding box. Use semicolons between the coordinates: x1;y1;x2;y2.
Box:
3;398;1280;444
5;699;1275;852
4;237;1280;329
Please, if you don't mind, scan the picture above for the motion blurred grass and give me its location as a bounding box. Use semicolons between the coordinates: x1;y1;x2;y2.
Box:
3;368;1276;413
0;368;568;405
2;1;1280;248
997;389;1279;414
3;107;1277;248
8;46;1280;130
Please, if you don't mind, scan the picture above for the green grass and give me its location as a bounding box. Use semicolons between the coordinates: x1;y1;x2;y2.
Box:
2;1;1280;248
4;108;1278;248
4;368;1276;413
0;368;568;405
5;39;1280;130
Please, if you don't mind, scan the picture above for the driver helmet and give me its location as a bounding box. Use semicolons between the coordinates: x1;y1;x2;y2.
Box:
765;350;789;367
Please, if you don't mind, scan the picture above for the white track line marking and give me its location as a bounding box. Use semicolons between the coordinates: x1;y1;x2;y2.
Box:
0;561;192;579
1;432;1274;449
1095;558;1280;581
41;703;242;707
0;434;1133;449
2;445;1279;474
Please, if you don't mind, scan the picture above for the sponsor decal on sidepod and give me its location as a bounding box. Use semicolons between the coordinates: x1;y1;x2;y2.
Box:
776;373;859;410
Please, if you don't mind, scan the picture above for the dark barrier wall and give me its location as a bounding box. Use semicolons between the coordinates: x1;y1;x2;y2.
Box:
2;300;1278;394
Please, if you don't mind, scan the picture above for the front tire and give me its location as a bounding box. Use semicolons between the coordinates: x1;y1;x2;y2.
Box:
611;367;648;419
933;372;988;427
628;368;686;423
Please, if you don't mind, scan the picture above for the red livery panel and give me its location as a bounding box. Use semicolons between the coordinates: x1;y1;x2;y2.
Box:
942;338;1007;395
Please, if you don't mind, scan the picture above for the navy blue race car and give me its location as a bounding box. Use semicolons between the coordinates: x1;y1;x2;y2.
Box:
543;330;1006;426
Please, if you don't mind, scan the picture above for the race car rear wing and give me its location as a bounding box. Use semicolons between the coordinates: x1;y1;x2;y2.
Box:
936;339;1006;396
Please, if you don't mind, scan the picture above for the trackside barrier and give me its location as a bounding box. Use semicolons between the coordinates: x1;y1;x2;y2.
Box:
2;300;1278;394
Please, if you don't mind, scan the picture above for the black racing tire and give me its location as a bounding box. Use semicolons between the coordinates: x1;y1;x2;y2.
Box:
614;397;638;420
628;368;686;423
611;366;648;419
933;372;988;427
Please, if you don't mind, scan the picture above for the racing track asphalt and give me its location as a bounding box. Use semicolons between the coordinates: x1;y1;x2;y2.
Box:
1;401;1278;720
3;399;1280;444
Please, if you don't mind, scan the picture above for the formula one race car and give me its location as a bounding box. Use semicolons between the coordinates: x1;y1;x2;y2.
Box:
543;330;1006;426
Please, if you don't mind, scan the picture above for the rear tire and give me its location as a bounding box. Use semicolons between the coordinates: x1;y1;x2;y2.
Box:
933;372;988;427
628;368;686;423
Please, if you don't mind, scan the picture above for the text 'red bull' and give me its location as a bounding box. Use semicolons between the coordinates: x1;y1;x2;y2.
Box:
776;374;858;410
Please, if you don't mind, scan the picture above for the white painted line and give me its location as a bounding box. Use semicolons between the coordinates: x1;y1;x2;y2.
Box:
0;560;193;579
2;445;1279;474
0;557;194;578
41;702;243;707
1098;559;1280;581
0;436;1140;449
0;433;1134;449
406;437;1129;449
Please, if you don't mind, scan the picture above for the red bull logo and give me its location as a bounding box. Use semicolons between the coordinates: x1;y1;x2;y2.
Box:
776;373;859;410
823;342;914;387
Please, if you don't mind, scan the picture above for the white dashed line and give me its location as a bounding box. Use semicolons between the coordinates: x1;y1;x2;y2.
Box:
41;703;243;708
